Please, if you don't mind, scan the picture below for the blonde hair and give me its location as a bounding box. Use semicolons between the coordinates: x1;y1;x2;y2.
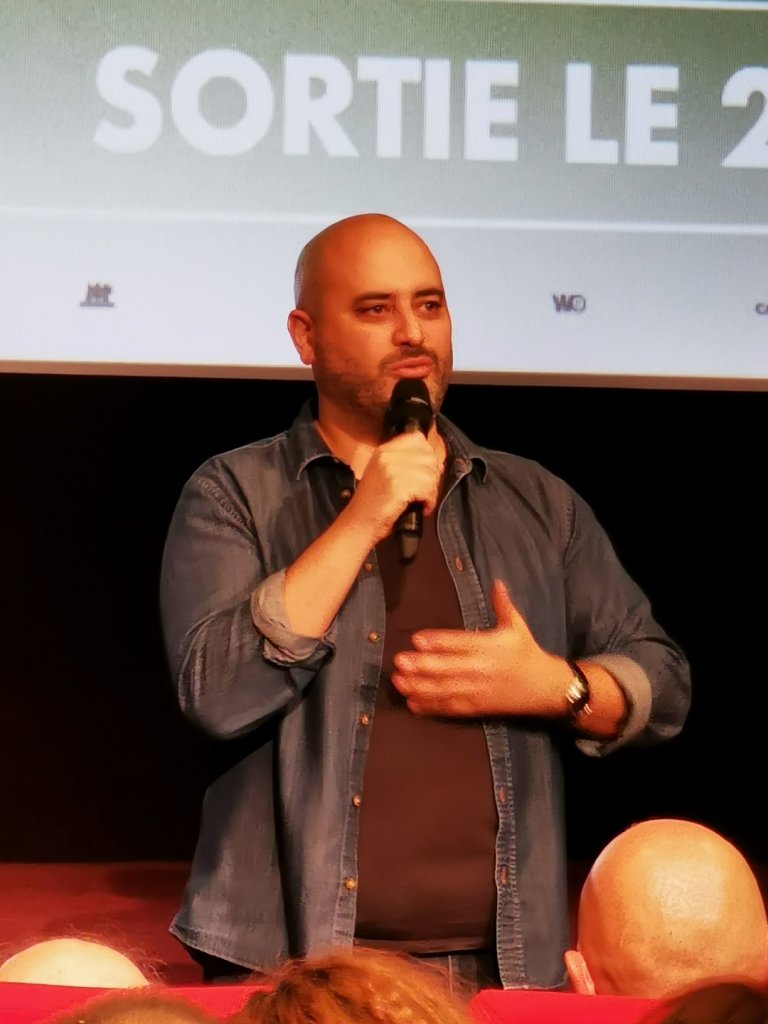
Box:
232;947;473;1024
45;991;218;1024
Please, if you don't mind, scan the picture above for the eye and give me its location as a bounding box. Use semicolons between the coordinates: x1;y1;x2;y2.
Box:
360;304;386;315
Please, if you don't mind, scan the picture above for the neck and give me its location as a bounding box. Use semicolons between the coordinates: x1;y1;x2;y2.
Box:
315;415;378;480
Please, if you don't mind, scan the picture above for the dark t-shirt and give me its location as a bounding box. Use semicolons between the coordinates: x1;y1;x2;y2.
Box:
354;494;498;952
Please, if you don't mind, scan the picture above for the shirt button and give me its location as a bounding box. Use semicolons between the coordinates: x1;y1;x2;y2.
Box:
340;488;352;500
344;878;357;891
499;867;508;886
352;794;362;808
363;562;373;573
497;786;507;804
455;556;464;572
367;631;379;643
359;714;370;726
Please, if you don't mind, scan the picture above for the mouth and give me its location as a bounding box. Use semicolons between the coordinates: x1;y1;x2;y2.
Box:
387;357;434;379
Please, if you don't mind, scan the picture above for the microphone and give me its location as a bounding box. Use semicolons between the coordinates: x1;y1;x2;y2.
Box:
382;378;434;563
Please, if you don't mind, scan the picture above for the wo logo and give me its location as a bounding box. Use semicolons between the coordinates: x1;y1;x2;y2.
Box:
553;293;586;313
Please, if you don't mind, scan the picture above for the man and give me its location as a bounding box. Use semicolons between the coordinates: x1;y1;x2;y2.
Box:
565;819;768;998
160;213;690;989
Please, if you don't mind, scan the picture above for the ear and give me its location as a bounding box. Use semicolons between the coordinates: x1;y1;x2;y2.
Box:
287;308;315;366
564;950;596;995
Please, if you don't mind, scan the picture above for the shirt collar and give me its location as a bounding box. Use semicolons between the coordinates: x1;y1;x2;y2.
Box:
285;399;489;483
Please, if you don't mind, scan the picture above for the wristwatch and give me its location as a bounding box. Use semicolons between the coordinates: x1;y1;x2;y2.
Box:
564;660;593;723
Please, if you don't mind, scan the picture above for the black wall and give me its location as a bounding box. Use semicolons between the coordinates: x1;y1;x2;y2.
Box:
2;373;765;864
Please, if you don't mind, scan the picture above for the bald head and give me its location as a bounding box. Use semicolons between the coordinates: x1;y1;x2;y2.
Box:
574;820;768;998
0;938;149;988
293;213;441;315
287;212;452;430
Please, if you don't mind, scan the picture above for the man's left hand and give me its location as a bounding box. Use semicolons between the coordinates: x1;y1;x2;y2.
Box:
391;579;568;718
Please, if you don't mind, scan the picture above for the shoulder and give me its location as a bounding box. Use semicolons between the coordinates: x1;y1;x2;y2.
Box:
190;429;292;489
188;402;322;496
198;430;292;477
173;429;304;530
442;416;573;506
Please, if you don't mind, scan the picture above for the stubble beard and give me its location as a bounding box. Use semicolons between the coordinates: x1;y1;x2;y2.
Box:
314;351;452;438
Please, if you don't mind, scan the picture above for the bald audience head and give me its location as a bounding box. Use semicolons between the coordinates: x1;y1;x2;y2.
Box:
566;819;768;999
0;938;149;988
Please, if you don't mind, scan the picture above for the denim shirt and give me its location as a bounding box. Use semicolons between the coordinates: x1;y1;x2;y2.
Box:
159;403;690;989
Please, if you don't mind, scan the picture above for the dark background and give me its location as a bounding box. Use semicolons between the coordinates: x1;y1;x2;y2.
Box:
2;373;764;866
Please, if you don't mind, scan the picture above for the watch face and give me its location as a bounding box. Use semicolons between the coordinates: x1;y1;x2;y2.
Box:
565;665;591;717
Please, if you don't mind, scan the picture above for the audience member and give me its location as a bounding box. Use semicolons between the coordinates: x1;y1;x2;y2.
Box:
0;938;149;988
45;991;217;1023
230;946;471;1024
644;980;768;1024
565;819;768;998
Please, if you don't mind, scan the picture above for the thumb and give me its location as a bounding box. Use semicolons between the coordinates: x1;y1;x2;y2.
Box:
491;579;520;629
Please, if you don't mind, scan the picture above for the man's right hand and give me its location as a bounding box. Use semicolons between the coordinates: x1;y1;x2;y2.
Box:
346;432;442;546
281;432;442;639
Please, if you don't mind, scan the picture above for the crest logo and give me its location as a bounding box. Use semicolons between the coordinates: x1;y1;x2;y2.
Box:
80;284;114;308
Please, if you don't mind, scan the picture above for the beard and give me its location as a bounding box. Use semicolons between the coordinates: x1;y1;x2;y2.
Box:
312;346;452;436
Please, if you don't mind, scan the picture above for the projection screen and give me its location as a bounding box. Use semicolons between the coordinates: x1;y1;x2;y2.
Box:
1;0;767;387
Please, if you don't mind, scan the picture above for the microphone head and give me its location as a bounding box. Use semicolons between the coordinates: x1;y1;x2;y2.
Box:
383;378;433;438
389;377;431;407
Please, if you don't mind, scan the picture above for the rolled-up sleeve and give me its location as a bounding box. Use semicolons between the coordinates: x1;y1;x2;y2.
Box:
251;569;337;665
563;489;691;757
160;469;332;740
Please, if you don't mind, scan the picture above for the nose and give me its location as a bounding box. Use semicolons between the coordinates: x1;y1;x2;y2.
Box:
392;303;424;347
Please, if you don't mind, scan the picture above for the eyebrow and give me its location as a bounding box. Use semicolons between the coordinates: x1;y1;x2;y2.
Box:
353;288;445;303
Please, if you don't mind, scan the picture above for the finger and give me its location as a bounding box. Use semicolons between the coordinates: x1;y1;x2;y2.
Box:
393;671;480;700
406;696;451;717
405;693;476;718
394;651;475;676
380;432;433;455
391;672;443;698
409;629;480;653
393;671;468;694
491;579;521;629
423;487;440;518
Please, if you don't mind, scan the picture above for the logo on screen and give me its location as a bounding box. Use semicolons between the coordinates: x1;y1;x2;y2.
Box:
553;294;586;313
80;284;114;308
756;303;768;316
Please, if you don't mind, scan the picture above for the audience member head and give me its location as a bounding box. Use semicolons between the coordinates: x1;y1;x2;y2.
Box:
0;938;149;988
566;819;768;998
46;991;217;1023
644;981;768;1024
231;946;472;1024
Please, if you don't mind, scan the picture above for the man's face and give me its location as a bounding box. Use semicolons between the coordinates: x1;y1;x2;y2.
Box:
298;224;453;430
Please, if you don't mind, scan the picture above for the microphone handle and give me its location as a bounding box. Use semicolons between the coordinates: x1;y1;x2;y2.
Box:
396;503;422;563
395;419;425;563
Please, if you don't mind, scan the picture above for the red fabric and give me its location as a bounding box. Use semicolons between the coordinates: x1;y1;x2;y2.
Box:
0;863;198;985
470;988;661;1024
0;983;666;1024
0;982;262;1023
